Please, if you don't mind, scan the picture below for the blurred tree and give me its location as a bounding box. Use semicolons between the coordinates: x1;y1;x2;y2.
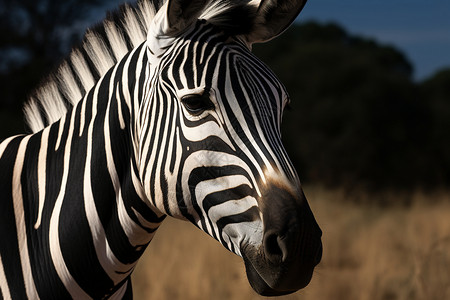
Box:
0;0;109;136
254;22;432;189
420;68;450;184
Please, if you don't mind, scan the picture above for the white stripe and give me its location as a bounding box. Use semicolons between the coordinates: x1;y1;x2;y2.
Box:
130;162;151;206
120;46;137;111
104;97;152;247
151;86;171;213
0;254;12;300
195;175;252;205
34;127;50;229
164;114;183;216
208;54;265;192
79;94;88;137
228;55;275;177
238;61;287;176
208;195;258;224
12;135;40;299
195;175;253;238
49;109;91;299
181;151;258;225
116;84;126;130
134;44;147;129
131;207;161;231
83;73;132;283
138;86;161;181
178;45;190;88
109;280;129;300
181;118;234;148
55;114;66;151
132;49;150;161
0;136;17;159
83;131;133;284
107;61;126;131
117;192;152;246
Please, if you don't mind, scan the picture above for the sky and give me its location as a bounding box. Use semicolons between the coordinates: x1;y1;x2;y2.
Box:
95;0;450;81
297;0;450;81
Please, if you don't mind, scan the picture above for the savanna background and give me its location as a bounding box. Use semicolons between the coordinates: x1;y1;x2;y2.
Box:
1;1;449;299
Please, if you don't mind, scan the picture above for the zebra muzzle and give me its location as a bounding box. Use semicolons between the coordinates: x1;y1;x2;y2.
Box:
241;185;322;296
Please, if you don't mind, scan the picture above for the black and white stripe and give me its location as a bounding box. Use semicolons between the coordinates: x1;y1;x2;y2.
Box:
1;0;319;299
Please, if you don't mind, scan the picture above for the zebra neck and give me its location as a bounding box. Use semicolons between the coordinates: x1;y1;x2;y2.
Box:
16;42;165;294
18;42;164;296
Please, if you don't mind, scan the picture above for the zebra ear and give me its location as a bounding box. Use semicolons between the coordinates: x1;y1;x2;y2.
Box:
149;0;208;38
165;0;209;35
147;0;208;61
245;0;308;44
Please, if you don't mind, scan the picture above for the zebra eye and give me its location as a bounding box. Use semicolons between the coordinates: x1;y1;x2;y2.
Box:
181;93;214;116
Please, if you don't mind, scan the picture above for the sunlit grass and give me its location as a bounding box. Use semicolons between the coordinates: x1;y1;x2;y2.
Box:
132;186;450;300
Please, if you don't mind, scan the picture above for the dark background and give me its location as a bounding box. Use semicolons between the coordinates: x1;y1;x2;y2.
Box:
1;1;449;193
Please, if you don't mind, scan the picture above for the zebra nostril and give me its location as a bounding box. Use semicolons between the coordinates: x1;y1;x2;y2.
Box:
263;230;288;264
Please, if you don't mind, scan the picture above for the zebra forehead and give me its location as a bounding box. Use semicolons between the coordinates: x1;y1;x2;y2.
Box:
161;27;285;96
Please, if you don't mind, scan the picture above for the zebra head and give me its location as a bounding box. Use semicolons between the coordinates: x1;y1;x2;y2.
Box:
138;0;322;295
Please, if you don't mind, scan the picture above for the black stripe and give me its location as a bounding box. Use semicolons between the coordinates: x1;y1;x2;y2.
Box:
58;104;113;298
32;120;72;298
22;132;70;298
0;136;28;299
216;206;260;233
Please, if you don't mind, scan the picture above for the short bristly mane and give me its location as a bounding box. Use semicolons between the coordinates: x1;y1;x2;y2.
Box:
23;0;258;133
23;0;159;133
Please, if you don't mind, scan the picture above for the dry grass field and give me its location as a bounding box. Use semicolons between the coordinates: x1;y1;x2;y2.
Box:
132;186;450;300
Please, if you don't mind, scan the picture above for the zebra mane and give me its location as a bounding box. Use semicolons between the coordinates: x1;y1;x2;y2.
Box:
23;0;257;133
23;0;159;133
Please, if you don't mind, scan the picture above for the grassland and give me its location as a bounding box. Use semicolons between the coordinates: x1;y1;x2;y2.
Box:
132;186;450;300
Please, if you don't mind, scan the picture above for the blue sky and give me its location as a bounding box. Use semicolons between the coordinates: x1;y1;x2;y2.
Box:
298;0;450;81
96;0;449;81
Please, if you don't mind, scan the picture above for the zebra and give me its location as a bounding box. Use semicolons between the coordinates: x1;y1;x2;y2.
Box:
0;0;322;298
